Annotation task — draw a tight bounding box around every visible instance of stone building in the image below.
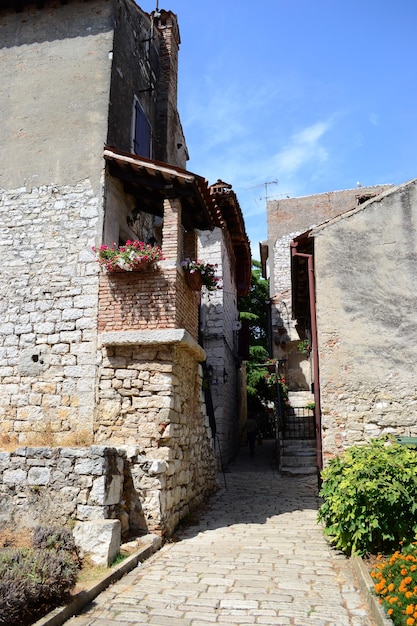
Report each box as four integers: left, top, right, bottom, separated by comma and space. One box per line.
262, 184, 393, 471
0, 0, 250, 535
291, 179, 417, 465
201, 181, 251, 464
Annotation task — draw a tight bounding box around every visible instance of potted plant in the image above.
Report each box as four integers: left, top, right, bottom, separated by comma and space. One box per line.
180, 258, 220, 291
93, 240, 164, 272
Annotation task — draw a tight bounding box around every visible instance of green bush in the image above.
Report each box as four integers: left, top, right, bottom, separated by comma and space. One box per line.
318, 438, 417, 555
0, 526, 79, 625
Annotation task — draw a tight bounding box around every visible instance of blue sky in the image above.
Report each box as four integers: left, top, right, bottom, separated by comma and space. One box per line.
141, 0, 417, 257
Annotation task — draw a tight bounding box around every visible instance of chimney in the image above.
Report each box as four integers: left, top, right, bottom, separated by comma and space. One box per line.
154, 10, 181, 163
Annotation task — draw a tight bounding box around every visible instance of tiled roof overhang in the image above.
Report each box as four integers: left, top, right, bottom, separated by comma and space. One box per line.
210, 181, 252, 297
104, 147, 221, 232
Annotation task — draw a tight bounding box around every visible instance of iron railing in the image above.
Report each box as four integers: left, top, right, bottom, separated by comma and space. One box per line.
282, 407, 315, 440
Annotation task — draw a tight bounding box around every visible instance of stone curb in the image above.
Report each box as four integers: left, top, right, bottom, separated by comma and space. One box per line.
33, 534, 162, 626
351, 556, 392, 626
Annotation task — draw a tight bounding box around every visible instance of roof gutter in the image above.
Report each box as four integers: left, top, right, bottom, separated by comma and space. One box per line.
291, 240, 323, 471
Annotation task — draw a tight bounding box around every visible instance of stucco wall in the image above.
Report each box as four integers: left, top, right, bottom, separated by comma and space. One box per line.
0, 0, 114, 191
267, 186, 392, 392
314, 180, 417, 458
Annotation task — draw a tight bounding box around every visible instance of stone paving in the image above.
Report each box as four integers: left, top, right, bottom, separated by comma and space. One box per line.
66, 440, 375, 626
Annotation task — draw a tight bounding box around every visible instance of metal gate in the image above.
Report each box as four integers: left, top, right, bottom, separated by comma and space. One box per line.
282, 407, 315, 439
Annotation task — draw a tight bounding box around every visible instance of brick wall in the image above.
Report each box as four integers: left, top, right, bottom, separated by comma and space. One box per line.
98, 267, 199, 340
267, 185, 393, 387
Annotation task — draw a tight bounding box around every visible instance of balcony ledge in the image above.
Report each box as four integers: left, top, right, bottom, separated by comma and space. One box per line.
98, 329, 206, 362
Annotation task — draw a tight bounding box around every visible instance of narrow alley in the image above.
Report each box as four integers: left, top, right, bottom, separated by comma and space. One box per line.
66, 440, 374, 626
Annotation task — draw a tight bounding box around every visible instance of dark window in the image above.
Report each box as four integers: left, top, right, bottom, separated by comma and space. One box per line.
133, 100, 151, 158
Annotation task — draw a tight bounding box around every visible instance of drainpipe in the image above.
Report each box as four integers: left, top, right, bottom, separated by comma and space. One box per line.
290, 241, 323, 471
265, 299, 273, 358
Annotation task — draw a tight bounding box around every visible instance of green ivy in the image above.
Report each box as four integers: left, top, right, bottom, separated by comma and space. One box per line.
318, 437, 417, 555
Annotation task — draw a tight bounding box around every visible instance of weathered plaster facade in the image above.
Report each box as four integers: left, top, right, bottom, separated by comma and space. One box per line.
264, 185, 392, 391
312, 180, 417, 460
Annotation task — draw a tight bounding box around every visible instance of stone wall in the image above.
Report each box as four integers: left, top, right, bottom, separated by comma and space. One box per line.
94, 331, 217, 534
266, 186, 392, 390
0, 439, 215, 537
198, 228, 240, 463
314, 180, 417, 460
0, 181, 100, 442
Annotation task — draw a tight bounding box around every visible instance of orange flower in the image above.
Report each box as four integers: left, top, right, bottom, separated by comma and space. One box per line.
406, 605, 415, 615
388, 583, 395, 592
406, 618, 414, 625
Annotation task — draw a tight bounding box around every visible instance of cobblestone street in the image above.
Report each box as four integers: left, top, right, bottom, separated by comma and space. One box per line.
66, 440, 375, 625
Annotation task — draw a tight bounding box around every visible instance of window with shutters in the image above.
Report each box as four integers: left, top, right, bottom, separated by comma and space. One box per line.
132, 98, 151, 158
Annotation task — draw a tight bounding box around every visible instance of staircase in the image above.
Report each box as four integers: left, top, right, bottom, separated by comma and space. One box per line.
278, 401, 318, 476
280, 438, 317, 476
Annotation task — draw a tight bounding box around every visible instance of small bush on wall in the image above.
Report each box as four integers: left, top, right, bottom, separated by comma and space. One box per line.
318, 437, 417, 556
0, 526, 79, 625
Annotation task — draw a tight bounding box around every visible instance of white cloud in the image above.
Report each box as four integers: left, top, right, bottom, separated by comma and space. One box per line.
272, 120, 333, 176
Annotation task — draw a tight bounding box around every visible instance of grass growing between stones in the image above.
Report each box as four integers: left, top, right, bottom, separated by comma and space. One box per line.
0, 426, 93, 451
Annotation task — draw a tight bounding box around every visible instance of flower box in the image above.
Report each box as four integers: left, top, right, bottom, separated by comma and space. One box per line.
180, 258, 219, 291
106, 259, 152, 273
184, 270, 203, 291
93, 240, 164, 272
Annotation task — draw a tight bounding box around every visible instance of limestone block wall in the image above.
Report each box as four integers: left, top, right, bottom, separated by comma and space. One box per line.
0, 446, 125, 531
314, 181, 417, 460
0, 182, 100, 442
0, 440, 215, 537
198, 228, 240, 463
95, 334, 217, 534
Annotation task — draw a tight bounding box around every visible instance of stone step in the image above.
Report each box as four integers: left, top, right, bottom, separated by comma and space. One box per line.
279, 436, 318, 476
288, 391, 315, 405
281, 454, 316, 467
282, 441, 316, 453
281, 465, 318, 476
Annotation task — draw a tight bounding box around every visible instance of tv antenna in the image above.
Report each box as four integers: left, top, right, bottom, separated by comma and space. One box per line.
153, 0, 161, 18
247, 179, 278, 202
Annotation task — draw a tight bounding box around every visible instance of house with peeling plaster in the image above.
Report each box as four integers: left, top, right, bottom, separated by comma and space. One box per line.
262, 184, 392, 472
291, 179, 417, 466
0, 0, 250, 537
263, 180, 417, 470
